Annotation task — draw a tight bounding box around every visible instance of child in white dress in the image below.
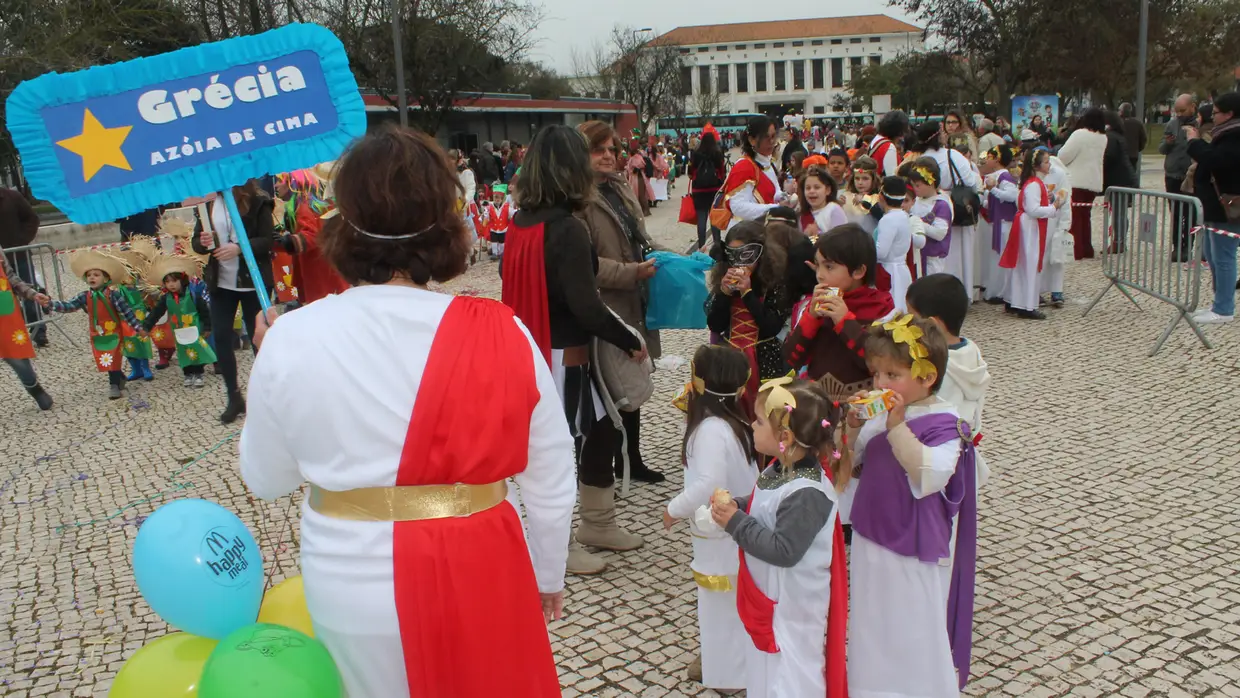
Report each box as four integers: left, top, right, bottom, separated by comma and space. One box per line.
665, 345, 760, 690
873, 176, 914, 313
906, 158, 954, 277
711, 378, 849, 698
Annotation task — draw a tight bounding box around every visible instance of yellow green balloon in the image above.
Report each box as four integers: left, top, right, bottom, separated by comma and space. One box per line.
257, 575, 314, 638
108, 632, 216, 697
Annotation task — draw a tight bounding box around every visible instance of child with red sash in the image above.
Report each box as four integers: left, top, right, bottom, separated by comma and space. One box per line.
1000, 148, 1065, 320
704, 221, 791, 419
44, 251, 146, 399
843, 315, 978, 697
784, 224, 895, 403
277, 169, 350, 305
709, 377, 848, 698
665, 345, 759, 690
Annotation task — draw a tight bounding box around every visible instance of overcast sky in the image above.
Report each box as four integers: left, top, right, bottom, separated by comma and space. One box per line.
526, 0, 919, 74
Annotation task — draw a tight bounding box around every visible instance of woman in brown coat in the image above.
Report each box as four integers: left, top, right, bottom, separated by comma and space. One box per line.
578, 120, 665, 485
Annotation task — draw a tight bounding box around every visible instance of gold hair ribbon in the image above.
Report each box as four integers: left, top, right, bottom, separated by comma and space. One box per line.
758, 376, 798, 428
913, 166, 937, 188
875, 314, 936, 379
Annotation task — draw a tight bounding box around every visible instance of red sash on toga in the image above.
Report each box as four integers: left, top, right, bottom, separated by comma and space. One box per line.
501, 222, 552, 367
392, 295, 558, 696
999, 178, 1049, 273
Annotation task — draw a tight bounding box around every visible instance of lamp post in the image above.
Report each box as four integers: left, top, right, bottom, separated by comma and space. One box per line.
393, 0, 408, 128
1134, 0, 1148, 168
631, 27, 654, 135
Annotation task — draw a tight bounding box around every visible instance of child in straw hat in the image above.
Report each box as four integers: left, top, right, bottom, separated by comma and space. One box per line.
142, 255, 215, 389
43, 250, 146, 399
109, 248, 157, 382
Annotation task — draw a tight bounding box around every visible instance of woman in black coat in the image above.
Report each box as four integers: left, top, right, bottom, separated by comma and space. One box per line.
191, 179, 275, 423
1103, 111, 1140, 253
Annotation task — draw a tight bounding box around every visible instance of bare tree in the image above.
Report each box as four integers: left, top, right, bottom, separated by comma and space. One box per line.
304, 0, 543, 134
575, 25, 684, 134
693, 85, 722, 122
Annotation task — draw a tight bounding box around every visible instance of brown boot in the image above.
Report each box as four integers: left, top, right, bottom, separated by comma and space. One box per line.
566, 541, 607, 575
575, 485, 644, 551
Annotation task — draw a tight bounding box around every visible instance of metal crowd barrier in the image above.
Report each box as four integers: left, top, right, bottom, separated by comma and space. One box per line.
1082, 187, 1208, 356
3, 242, 78, 348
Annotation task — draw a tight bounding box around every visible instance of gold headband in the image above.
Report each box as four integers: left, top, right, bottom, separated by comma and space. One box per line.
672, 360, 749, 412
913, 166, 937, 188
758, 376, 798, 429
872, 314, 935, 379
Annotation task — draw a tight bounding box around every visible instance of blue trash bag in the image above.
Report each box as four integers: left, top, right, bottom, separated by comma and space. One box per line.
645, 251, 714, 330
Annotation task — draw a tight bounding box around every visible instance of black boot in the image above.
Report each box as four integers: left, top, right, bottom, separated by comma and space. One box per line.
615, 409, 664, 484
220, 390, 246, 424
26, 385, 53, 411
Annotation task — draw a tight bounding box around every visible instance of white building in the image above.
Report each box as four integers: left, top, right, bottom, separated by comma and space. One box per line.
656, 15, 925, 118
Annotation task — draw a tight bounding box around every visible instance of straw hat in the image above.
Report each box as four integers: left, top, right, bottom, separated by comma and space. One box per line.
69, 250, 131, 285
149, 254, 204, 284
159, 212, 210, 265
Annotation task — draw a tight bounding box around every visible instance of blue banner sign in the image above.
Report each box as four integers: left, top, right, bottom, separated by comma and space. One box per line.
6, 23, 365, 225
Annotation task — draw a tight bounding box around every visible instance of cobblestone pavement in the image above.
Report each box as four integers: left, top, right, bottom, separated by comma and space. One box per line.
3, 166, 1240, 697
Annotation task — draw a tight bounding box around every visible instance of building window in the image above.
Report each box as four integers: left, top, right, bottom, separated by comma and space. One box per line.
698, 66, 711, 93
754, 42, 766, 49
811, 39, 824, 46
773, 61, 786, 91
850, 56, 863, 69
717, 45, 728, 51
679, 48, 690, 55
773, 42, 785, 48
736, 63, 749, 92
755, 62, 768, 91
735, 44, 747, 50
830, 58, 843, 88
793, 60, 806, 90
812, 59, 825, 89
813, 106, 826, 114
697, 46, 709, 53
869, 37, 882, 43
830, 39, 842, 45
680, 66, 692, 96
850, 38, 862, 44
870, 55, 882, 66
717, 64, 730, 93
792, 41, 804, 47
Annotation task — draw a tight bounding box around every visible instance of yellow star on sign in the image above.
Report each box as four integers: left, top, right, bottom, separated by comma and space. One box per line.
55, 109, 133, 182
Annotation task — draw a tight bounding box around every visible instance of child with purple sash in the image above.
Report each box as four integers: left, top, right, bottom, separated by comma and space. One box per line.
842, 314, 977, 697
979, 145, 1019, 304
906, 158, 954, 278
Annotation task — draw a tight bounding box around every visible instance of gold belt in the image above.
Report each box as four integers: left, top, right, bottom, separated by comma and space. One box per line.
309, 482, 508, 521
693, 570, 736, 592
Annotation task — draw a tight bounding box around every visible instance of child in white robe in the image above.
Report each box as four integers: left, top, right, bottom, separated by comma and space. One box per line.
1039, 153, 1072, 307
873, 176, 914, 313
665, 345, 759, 690
906, 158, 953, 277
711, 378, 849, 698
1001, 148, 1066, 320
979, 145, 1019, 303
843, 315, 978, 698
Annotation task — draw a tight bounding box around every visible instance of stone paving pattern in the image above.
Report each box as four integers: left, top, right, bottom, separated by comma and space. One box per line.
3, 165, 1240, 697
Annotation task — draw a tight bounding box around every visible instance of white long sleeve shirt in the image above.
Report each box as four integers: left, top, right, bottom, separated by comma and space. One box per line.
728, 154, 783, 225
240, 285, 577, 601
927, 146, 978, 194
667, 417, 759, 537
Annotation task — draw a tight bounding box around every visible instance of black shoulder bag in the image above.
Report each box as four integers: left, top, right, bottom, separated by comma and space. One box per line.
946, 152, 982, 227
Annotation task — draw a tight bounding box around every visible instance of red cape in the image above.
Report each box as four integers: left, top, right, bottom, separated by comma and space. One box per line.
842, 285, 895, 323
500, 221, 551, 367
999, 178, 1049, 272
291, 202, 350, 304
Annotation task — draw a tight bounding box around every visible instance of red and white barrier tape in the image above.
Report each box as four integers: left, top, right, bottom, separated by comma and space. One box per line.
1190, 225, 1240, 240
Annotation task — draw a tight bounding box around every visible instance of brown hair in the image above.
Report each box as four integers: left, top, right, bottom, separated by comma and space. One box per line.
798, 166, 839, 217
864, 316, 949, 391
319, 124, 469, 286
515, 124, 595, 212
848, 155, 879, 195
578, 120, 618, 152
710, 220, 788, 296
760, 379, 849, 489
231, 179, 264, 215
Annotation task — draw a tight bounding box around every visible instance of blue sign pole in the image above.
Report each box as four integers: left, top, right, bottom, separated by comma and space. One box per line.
221, 189, 273, 312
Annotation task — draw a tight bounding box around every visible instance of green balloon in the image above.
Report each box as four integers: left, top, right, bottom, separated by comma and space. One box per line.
198, 623, 342, 698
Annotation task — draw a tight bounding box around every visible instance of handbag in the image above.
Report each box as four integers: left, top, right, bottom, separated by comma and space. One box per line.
678, 195, 696, 225
1213, 176, 1240, 224
946, 153, 982, 227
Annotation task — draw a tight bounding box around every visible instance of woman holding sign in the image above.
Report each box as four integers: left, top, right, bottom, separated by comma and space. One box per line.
240, 126, 575, 697
192, 180, 275, 424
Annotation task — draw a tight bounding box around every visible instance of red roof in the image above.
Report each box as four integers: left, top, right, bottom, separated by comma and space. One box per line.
655, 15, 922, 46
